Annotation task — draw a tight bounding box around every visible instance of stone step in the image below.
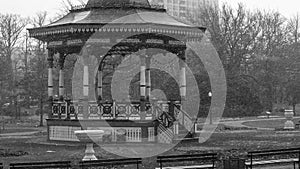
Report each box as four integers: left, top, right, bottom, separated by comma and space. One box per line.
173, 137, 198, 143
174, 131, 194, 140
178, 128, 192, 134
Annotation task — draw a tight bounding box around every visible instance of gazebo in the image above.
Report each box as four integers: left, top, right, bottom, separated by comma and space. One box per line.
28, 0, 205, 144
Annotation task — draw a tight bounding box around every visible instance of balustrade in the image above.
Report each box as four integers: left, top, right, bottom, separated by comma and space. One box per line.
52, 101, 67, 119
154, 102, 176, 128
50, 100, 161, 121
48, 100, 194, 143
49, 100, 186, 136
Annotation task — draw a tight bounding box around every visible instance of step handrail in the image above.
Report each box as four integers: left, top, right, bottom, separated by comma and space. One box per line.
174, 104, 193, 119
174, 105, 195, 133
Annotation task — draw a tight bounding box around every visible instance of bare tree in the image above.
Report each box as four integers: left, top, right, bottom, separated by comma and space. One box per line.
195, 4, 263, 76
51, 0, 87, 22
30, 12, 48, 126
285, 14, 300, 114
191, 3, 292, 114
0, 14, 28, 118
253, 11, 289, 110
287, 14, 300, 43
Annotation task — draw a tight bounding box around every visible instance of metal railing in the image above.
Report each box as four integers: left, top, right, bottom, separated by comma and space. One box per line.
51, 100, 157, 121
174, 104, 195, 133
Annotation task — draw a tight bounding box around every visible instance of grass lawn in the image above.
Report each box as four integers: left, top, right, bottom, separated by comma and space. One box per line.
242, 118, 300, 129
0, 128, 38, 134
0, 128, 299, 169
0, 121, 46, 134
0, 116, 300, 169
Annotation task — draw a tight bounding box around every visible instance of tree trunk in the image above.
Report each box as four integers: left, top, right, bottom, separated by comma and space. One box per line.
14, 97, 18, 120
293, 103, 296, 116
39, 95, 44, 127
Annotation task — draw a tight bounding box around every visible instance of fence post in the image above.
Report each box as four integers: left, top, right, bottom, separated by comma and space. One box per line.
223, 158, 245, 169
250, 153, 253, 169
298, 150, 300, 169
159, 158, 163, 169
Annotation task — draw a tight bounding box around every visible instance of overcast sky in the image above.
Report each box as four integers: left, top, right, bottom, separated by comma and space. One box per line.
220, 0, 300, 18
0, 0, 299, 19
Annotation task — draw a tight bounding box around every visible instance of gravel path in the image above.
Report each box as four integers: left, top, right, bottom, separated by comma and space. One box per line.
219, 117, 298, 130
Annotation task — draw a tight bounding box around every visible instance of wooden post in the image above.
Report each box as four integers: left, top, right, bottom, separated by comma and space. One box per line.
83, 65, 89, 119
47, 50, 54, 119
179, 51, 186, 101
140, 55, 146, 100
169, 101, 175, 119
140, 55, 146, 120
58, 53, 65, 101
141, 126, 149, 143
146, 57, 151, 101
97, 68, 103, 101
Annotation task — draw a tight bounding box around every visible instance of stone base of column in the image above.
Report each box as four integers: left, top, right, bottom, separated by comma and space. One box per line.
48, 96, 53, 119
140, 98, 146, 120
181, 96, 186, 101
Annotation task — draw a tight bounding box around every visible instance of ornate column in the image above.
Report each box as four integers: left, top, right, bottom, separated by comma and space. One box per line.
58, 53, 65, 101
47, 50, 54, 119
179, 51, 187, 101
140, 55, 146, 100
81, 46, 91, 120
146, 57, 151, 101
97, 67, 103, 102
83, 64, 89, 119
140, 55, 146, 120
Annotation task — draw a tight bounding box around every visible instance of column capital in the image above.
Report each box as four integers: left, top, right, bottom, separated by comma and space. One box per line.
145, 56, 151, 66
177, 50, 186, 59
145, 49, 157, 57
179, 58, 186, 68
58, 52, 66, 69
140, 54, 146, 66
97, 70, 103, 102
47, 50, 55, 68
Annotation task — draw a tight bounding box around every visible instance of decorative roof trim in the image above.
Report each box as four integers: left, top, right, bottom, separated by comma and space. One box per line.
46, 37, 196, 48
28, 24, 205, 38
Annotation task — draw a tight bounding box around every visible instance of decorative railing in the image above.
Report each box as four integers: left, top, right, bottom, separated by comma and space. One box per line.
154, 103, 175, 128
71, 5, 86, 11
50, 100, 188, 130
51, 101, 157, 121
150, 4, 165, 9
126, 128, 142, 142
49, 100, 194, 143
153, 102, 176, 143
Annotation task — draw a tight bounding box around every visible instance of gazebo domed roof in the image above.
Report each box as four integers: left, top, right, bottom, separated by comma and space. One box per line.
28, 0, 205, 40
